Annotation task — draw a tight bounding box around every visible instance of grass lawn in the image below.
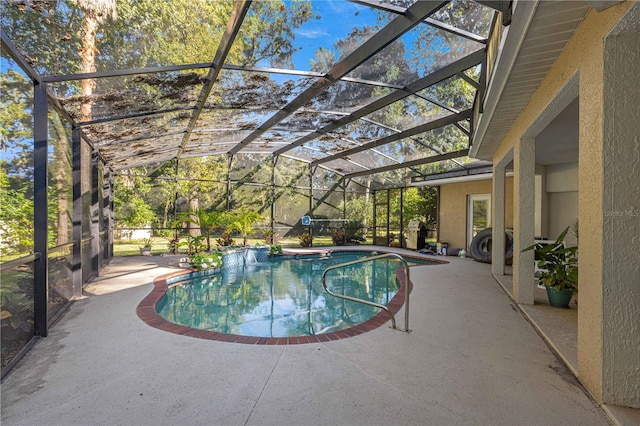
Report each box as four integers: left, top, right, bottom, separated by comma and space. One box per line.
113, 235, 345, 256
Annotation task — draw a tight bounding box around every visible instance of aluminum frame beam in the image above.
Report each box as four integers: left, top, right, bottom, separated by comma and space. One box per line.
228, 1, 449, 156
411, 163, 493, 183
313, 109, 472, 165
350, 0, 488, 44
40, 63, 213, 83
273, 49, 483, 157
77, 107, 196, 126
33, 82, 49, 337
175, 0, 252, 161
345, 149, 469, 178
475, 0, 512, 26
42, 62, 404, 91
1, 30, 41, 84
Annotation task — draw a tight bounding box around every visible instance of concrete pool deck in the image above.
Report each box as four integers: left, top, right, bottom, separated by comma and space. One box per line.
1, 247, 614, 425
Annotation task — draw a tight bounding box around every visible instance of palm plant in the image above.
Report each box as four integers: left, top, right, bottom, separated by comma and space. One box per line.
228, 209, 263, 246
181, 209, 228, 251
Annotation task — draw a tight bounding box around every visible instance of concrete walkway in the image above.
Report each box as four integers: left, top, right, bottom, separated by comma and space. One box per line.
1, 248, 610, 425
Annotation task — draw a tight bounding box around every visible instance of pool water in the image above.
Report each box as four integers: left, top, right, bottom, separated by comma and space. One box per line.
157, 253, 406, 338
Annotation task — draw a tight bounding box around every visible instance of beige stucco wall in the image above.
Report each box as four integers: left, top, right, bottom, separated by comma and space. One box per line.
489, 2, 636, 406
438, 177, 513, 250
601, 8, 640, 407
545, 162, 579, 246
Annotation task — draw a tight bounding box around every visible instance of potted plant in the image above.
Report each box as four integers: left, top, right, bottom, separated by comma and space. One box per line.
523, 226, 578, 308
139, 238, 153, 256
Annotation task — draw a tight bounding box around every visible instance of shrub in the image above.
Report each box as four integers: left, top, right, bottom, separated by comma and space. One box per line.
216, 232, 234, 247
189, 252, 223, 271
269, 244, 283, 255
299, 233, 312, 247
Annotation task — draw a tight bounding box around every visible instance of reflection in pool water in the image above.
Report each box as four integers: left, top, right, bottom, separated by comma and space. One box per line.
157, 253, 405, 338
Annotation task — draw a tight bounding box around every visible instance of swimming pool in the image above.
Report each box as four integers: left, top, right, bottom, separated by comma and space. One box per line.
137, 249, 439, 344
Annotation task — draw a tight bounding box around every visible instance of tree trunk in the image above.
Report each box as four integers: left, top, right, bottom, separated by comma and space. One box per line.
363, 176, 371, 235
163, 199, 170, 228
79, 15, 98, 233
188, 190, 200, 237
80, 15, 98, 122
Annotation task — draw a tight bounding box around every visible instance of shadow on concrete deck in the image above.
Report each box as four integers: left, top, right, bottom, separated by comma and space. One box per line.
1, 249, 616, 425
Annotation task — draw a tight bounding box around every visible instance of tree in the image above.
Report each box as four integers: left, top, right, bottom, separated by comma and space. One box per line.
113, 174, 156, 235
0, 168, 33, 257
0, 64, 34, 257
176, 156, 227, 229
78, 0, 117, 121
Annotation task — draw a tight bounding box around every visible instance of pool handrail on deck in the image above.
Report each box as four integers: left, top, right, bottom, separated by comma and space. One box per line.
321, 253, 411, 333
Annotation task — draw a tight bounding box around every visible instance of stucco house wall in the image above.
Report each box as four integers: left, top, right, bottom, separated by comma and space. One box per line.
438, 177, 513, 251
485, 2, 638, 408
545, 162, 579, 246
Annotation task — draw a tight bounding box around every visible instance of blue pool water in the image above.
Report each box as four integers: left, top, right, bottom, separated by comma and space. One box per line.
157, 252, 417, 338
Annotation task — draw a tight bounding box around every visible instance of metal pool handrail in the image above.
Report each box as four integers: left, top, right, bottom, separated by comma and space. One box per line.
321, 253, 411, 332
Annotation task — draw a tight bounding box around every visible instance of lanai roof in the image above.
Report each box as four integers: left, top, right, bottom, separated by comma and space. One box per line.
2, 0, 508, 187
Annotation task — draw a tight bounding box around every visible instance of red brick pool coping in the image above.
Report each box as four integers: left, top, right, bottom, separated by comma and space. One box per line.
137, 250, 447, 344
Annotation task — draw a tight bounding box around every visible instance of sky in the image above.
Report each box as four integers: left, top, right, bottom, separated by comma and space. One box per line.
287, 0, 394, 72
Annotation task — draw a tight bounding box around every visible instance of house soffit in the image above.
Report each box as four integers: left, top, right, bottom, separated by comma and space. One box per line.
471, 0, 592, 161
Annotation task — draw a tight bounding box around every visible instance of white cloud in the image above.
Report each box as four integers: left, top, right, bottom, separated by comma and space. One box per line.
296, 28, 332, 39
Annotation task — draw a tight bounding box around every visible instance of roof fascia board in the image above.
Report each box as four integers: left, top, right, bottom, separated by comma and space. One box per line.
587, 1, 624, 12
412, 172, 493, 186
470, 0, 539, 160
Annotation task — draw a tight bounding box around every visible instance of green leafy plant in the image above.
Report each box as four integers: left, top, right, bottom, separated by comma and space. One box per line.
188, 252, 223, 271
180, 235, 206, 255
138, 238, 153, 249
179, 209, 228, 251
299, 233, 312, 248
1, 270, 35, 368
166, 237, 180, 254
269, 244, 283, 255
332, 230, 346, 246
216, 232, 235, 248
228, 209, 263, 246
523, 226, 578, 292
263, 229, 279, 244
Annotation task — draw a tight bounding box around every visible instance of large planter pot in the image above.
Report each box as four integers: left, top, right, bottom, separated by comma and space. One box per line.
140, 247, 152, 256
545, 286, 573, 308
